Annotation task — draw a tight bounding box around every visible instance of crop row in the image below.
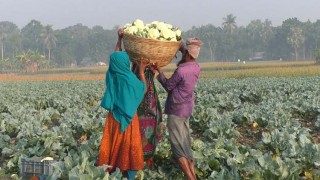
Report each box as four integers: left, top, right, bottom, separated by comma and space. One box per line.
1, 76, 320, 179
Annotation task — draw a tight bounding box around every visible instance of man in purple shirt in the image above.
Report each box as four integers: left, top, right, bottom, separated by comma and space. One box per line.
150, 38, 203, 180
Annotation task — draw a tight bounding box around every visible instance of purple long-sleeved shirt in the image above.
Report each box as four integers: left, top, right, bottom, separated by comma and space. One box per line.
157, 62, 200, 118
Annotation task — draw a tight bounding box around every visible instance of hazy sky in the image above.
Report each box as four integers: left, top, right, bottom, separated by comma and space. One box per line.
0, 0, 319, 30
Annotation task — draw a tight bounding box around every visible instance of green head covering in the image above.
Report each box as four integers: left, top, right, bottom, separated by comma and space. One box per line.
101, 51, 146, 132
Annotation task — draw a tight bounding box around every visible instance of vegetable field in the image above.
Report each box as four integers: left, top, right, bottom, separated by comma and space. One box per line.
1, 76, 320, 179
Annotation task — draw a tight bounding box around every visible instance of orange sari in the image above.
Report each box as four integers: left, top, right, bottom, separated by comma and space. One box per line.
98, 112, 144, 172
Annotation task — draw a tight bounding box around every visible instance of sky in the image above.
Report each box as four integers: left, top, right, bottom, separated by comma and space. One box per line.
0, 0, 319, 31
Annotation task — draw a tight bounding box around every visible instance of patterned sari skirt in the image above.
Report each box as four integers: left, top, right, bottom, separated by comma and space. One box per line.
137, 69, 163, 162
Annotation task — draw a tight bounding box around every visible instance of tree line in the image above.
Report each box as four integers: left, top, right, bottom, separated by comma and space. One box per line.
1, 14, 320, 73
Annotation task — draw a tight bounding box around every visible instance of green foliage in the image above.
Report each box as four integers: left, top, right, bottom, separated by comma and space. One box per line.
1, 77, 320, 179
314, 49, 320, 63
16, 50, 46, 72
2, 18, 320, 70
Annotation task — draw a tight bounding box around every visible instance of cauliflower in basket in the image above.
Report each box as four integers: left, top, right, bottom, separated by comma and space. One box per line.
135, 31, 148, 38
124, 26, 138, 35
124, 19, 181, 41
124, 23, 132, 28
175, 29, 182, 38
160, 28, 176, 40
147, 28, 160, 39
133, 19, 144, 30
155, 22, 166, 31
166, 24, 173, 29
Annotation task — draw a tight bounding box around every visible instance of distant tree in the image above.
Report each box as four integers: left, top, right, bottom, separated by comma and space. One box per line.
247, 20, 264, 53
303, 20, 320, 59
0, 58, 12, 72
246, 19, 273, 58
222, 14, 237, 34
52, 29, 74, 67
88, 25, 114, 62
233, 27, 252, 60
267, 18, 302, 60
0, 30, 4, 60
314, 49, 320, 64
21, 20, 44, 51
287, 26, 304, 61
65, 23, 90, 64
198, 25, 218, 62
41, 25, 57, 63
32, 50, 46, 70
6, 32, 21, 58
184, 24, 218, 62
315, 20, 320, 49
300, 20, 313, 59
262, 19, 273, 41
221, 14, 238, 61
16, 50, 45, 73
17, 50, 32, 72
0, 21, 21, 59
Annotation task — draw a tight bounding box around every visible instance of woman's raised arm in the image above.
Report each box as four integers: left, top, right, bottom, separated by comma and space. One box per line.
114, 28, 124, 51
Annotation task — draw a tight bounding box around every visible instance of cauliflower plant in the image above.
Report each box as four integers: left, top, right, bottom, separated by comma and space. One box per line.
192, 139, 206, 150
124, 19, 181, 41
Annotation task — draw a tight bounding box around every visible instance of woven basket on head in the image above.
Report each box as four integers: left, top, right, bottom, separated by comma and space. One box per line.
123, 33, 181, 67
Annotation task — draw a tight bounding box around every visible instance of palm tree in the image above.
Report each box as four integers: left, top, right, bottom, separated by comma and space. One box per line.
17, 50, 45, 72
17, 50, 32, 72
41, 25, 57, 64
31, 50, 46, 70
222, 14, 237, 34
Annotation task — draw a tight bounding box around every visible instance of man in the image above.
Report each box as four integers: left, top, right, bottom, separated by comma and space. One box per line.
150, 38, 203, 180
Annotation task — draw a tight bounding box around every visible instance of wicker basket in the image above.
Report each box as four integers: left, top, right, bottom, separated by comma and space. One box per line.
123, 33, 181, 67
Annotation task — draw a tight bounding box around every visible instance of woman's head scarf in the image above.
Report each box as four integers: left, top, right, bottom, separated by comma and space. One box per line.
101, 51, 146, 132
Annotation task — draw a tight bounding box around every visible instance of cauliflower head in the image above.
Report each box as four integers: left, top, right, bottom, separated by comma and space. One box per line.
124, 19, 181, 41
147, 28, 160, 39
160, 28, 176, 40
133, 19, 144, 30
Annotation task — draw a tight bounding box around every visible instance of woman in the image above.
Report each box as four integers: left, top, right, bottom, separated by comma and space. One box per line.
132, 64, 163, 166
97, 28, 148, 180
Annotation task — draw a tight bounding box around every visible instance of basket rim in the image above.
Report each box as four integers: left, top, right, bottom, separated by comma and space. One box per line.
123, 32, 181, 44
